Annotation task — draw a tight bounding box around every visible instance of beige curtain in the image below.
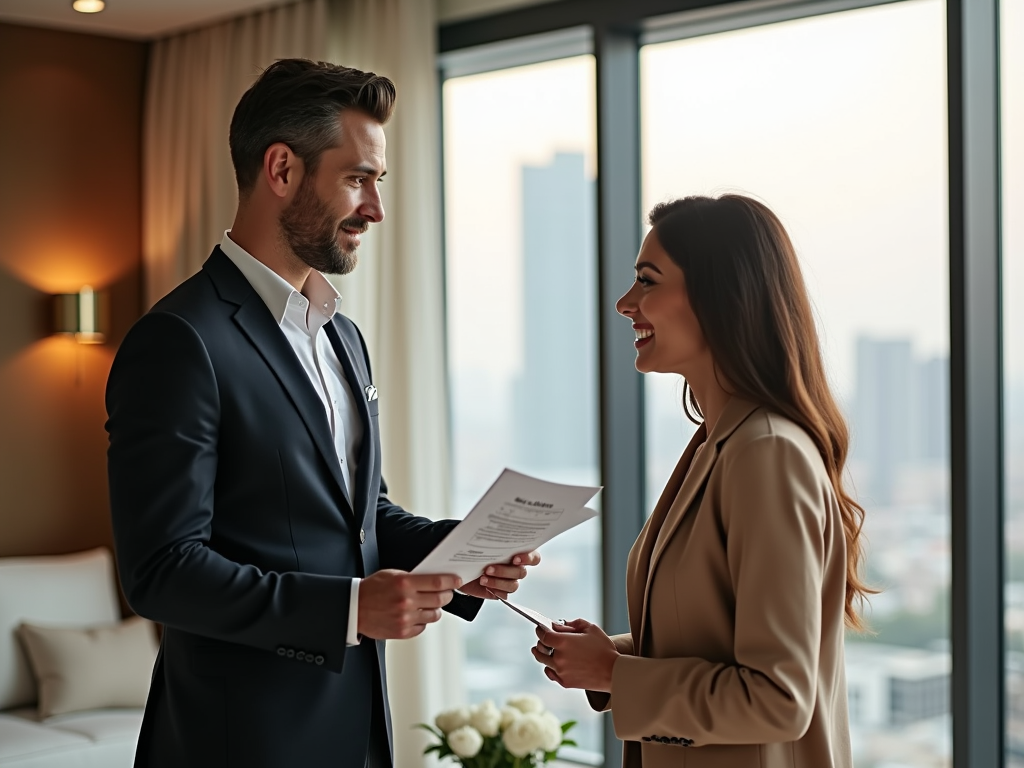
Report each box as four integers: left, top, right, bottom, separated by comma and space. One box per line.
326, 3, 464, 766
143, 0, 329, 304
141, 1, 461, 766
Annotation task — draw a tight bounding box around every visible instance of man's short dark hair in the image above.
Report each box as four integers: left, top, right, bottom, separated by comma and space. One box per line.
229, 58, 396, 195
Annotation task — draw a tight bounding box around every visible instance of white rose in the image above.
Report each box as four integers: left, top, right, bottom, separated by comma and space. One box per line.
469, 699, 501, 737
539, 710, 563, 752
435, 706, 471, 734
499, 705, 522, 731
447, 725, 484, 759
502, 712, 547, 757
507, 693, 544, 715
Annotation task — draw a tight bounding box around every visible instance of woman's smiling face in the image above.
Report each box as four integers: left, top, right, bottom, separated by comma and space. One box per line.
615, 230, 708, 376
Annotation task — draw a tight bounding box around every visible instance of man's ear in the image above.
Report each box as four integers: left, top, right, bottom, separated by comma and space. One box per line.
263, 142, 301, 199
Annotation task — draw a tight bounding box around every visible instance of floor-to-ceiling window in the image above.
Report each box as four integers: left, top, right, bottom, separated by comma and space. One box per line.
1003, 0, 1024, 762
438, 0, 1006, 764
442, 53, 604, 762
639, 3, 950, 765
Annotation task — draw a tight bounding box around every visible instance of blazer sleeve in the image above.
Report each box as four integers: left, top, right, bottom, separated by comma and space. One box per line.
586, 633, 635, 712
609, 434, 827, 745
375, 490, 482, 621
107, 312, 353, 673
346, 321, 482, 622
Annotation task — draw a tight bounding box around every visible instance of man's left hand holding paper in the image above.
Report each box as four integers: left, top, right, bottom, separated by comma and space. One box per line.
457, 550, 542, 600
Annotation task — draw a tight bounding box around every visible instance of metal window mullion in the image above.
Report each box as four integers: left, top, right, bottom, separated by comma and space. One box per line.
948, 0, 1003, 766
595, 24, 644, 768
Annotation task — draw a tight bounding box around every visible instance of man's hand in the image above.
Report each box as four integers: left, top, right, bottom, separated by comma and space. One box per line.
357, 570, 462, 640
458, 550, 542, 600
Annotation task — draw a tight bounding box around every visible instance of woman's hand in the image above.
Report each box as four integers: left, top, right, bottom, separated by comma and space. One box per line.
531, 618, 619, 693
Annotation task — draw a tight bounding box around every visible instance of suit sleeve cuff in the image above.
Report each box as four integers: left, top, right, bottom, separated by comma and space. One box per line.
445, 591, 483, 621
347, 578, 360, 646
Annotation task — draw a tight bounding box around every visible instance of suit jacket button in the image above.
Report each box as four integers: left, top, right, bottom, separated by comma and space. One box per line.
360, 529, 366, 544
296, 651, 305, 661
276, 647, 286, 657
642, 737, 652, 742
286, 649, 295, 658
315, 655, 325, 665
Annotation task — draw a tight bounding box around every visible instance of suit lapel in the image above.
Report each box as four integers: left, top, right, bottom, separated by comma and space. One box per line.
204, 250, 354, 519
637, 397, 761, 644
628, 425, 705, 645
325, 321, 374, 527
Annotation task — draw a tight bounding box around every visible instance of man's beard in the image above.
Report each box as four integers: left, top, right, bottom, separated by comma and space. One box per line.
279, 174, 367, 276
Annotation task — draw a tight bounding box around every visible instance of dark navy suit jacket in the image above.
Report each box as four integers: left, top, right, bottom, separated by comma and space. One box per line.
106, 248, 480, 768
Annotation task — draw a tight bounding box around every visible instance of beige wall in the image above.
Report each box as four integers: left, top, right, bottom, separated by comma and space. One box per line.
0, 22, 146, 558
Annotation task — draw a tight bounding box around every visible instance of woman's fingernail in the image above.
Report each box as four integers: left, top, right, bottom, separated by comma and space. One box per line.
479, 577, 488, 585
486, 567, 495, 575
513, 557, 521, 564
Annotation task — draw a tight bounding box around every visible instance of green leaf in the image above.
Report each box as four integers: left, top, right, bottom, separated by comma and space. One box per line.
414, 723, 446, 740
560, 720, 577, 734
561, 739, 578, 747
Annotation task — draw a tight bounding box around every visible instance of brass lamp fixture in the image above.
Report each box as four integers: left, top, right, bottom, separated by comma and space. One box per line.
53, 286, 106, 344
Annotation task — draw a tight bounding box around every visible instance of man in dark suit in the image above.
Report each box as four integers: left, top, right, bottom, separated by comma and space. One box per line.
106, 59, 538, 768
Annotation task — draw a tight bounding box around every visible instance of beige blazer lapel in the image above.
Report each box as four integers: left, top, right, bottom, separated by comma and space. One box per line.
636, 397, 761, 644
627, 423, 706, 641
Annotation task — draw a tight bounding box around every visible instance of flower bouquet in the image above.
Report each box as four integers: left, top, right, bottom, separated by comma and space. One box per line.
418, 694, 577, 767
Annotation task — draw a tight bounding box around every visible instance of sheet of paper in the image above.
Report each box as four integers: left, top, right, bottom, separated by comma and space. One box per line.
412, 468, 601, 584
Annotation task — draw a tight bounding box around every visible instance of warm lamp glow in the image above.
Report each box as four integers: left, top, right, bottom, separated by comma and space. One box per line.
53, 286, 106, 344
71, 0, 105, 13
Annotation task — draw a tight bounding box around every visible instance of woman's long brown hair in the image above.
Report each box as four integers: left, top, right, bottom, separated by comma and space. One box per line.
649, 194, 873, 630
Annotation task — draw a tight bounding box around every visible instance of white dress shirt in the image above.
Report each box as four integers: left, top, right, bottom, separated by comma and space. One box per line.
220, 232, 363, 646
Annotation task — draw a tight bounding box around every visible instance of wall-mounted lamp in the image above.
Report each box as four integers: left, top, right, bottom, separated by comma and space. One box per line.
72, 0, 106, 13
53, 286, 107, 344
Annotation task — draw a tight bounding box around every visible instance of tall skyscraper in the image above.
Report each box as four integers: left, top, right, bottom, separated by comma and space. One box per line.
853, 338, 914, 504
512, 152, 597, 473
914, 356, 949, 462
852, 337, 949, 504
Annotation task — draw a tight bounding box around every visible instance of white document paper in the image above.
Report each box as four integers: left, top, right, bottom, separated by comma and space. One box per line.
412, 468, 601, 584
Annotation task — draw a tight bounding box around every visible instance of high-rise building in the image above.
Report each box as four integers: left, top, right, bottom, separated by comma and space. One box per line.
853, 338, 914, 504
914, 356, 949, 462
851, 337, 949, 504
512, 152, 597, 473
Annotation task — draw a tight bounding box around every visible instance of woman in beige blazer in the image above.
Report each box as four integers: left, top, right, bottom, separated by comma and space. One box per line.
532, 194, 870, 768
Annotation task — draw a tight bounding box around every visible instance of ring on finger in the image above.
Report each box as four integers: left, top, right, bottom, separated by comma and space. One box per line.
541, 644, 554, 657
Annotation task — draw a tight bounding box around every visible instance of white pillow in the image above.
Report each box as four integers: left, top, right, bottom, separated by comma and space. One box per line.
0, 549, 120, 710
17, 616, 158, 718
